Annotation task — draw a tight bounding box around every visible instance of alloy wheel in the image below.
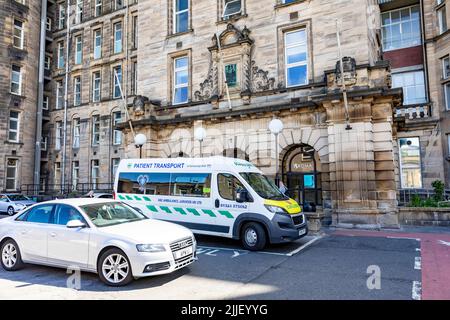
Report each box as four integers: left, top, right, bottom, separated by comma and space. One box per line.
7, 207, 14, 216
2, 243, 17, 268
101, 253, 129, 284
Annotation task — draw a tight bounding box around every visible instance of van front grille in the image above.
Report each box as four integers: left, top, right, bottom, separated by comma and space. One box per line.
292, 214, 304, 225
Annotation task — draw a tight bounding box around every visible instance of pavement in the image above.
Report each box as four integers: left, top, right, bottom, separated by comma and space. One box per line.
1, 212, 449, 299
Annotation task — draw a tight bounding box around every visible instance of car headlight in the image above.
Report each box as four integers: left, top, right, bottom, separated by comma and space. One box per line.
264, 205, 289, 215
136, 244, 166, 253
14, 204, 25, 209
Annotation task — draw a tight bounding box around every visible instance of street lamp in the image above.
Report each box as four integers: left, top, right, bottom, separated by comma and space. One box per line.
194, 127, 206, 158
134, 133, 147, 159
269, 118, 284, 186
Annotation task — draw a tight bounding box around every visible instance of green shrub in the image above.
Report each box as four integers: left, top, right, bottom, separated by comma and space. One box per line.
432, 180, 445, 202
410, 195, 422, 207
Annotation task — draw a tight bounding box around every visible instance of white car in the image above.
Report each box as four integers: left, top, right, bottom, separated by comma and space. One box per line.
0, 198, 197, 286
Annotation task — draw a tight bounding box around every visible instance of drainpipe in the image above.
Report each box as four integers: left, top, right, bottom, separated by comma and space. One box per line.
420, 0, 431, 112
34, 0, 48, 194
61, 1, 71, 193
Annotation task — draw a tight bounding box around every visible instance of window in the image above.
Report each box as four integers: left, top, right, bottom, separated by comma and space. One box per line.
445, 82, 450, 110
217, 173, 246, 201
75, 35, 82, 65
117, 172, 168, 195
132, 15, 138, 48
8, 111, 20, 142
72, 118, 80, 148
44, 55, 51, 70
22, 205, 54, 224
72, 162, 79, 191
173, 56, 189, 104
111, 158, 120, 182
174, 0, 189, 33
56, 80, 64, 109
93, 29, 102, 59
43, 95, 49, 110
92, 71, 101, 102
46, 17, 52, 31
57, 41, 64, 68
113, 65, 122, 99
381, 6, 421, 51
58, 3, 65, 29
112, 112, 122, 145
225, 64, 238, 87
73, 76, 81, 106
399, 137, 422, 188
55, 121, 62, 150
170, 173, 211, 197
13, 19, 24, 49
392, 70, 426, 105
54, 162, 61, 185
10, 65, 22, 95
437, 4, 447, 34
53, 205, 84, 225
443, 56, 450, 79
113, 22, 122, 54
223, 0, 242, 19
132, 61, 137, 95
115, 0, 123, 10
91, 160, 100, 189
285, 29, 308, 87
92, 115, 100, 146
95, 0, 102, 17
75, 0, 83, 24
41, 136, 48, 151
6, 159, 18, 191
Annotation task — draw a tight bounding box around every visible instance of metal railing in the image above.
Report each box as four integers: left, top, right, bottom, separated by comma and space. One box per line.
20, 183, 113, 199
398, 188, 450, 206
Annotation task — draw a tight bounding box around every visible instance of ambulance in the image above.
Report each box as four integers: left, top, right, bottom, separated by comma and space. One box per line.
113, 156, 307, 250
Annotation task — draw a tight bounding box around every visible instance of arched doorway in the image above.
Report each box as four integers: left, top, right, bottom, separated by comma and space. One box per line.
282, 144, 322, 212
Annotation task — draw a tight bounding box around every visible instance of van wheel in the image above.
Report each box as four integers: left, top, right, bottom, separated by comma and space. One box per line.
241, 222, 267, 251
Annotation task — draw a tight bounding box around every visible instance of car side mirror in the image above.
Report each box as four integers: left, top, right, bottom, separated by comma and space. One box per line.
236, 190, 248, 203
66, 220, 86, 229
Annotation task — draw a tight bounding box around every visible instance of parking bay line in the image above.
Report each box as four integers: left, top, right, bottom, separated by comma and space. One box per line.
285, 235, 324, 257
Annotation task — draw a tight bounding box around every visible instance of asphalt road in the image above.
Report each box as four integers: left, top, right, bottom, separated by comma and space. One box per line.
0, 218, 423, 299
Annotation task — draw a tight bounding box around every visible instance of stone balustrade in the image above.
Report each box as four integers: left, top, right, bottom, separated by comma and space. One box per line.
395, 104, 432, 120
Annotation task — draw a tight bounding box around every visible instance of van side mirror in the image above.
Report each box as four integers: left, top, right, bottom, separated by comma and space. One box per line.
236, 190, 248, 203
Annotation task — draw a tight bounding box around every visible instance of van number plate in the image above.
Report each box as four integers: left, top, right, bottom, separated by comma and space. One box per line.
298, 228, 306, 236
173, 246, 193, 259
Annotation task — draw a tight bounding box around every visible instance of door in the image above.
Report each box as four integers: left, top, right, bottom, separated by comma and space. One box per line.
214, 172, 250, 236
286, 173, 320, 212
46, 204, 90, 268
14, 204, 55, 262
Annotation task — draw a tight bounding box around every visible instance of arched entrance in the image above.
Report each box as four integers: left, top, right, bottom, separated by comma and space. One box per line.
282, 144, 322, 212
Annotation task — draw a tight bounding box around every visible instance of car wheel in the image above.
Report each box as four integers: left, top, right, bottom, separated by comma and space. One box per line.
98, 248, 133, 286
241, 222, 267, 251
1, 239, 24, 271
7, 206, 15, 216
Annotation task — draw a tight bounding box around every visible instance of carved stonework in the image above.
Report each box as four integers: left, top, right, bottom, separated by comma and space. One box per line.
194, 67, 215, 101
336, 56, 357, 86
251, 61, 275, 92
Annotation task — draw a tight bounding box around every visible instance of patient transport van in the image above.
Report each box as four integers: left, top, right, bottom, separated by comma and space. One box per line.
113, 156, 307, 250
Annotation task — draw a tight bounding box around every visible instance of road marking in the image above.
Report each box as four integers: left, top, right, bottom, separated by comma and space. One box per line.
414, 257, 421, 270
438, 240, 450, 247
386, 236, 420, 241
286, 235, 323, 257
412, 281, 422, 300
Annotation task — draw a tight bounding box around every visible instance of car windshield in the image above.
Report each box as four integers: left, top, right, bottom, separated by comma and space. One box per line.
80, 202, 147, 228
240, 172, 288, 200
7, 195, 29, 201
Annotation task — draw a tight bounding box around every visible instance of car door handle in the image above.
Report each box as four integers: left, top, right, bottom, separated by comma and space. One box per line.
50, 232, 57, 237
20, 230, 27, 235
215, 199, 220, 208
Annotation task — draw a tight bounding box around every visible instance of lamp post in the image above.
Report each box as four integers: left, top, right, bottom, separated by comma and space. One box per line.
134, 133, 147, 159
269, 118, 284, 186
194, 127, 206, 158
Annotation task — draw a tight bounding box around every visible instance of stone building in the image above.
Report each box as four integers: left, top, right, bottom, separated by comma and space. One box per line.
0, 0, 42, 193
115, 0, 449, 228
45, 0, 139, 193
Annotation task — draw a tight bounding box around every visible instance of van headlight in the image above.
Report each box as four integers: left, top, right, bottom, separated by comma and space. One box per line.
264, 205, 289, 216
136, 244, 166, 253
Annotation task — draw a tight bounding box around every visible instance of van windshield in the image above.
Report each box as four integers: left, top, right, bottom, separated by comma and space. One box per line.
240, 173, 288, 200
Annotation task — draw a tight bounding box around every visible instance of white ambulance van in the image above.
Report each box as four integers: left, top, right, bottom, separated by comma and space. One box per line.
114, 156, 307, 250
